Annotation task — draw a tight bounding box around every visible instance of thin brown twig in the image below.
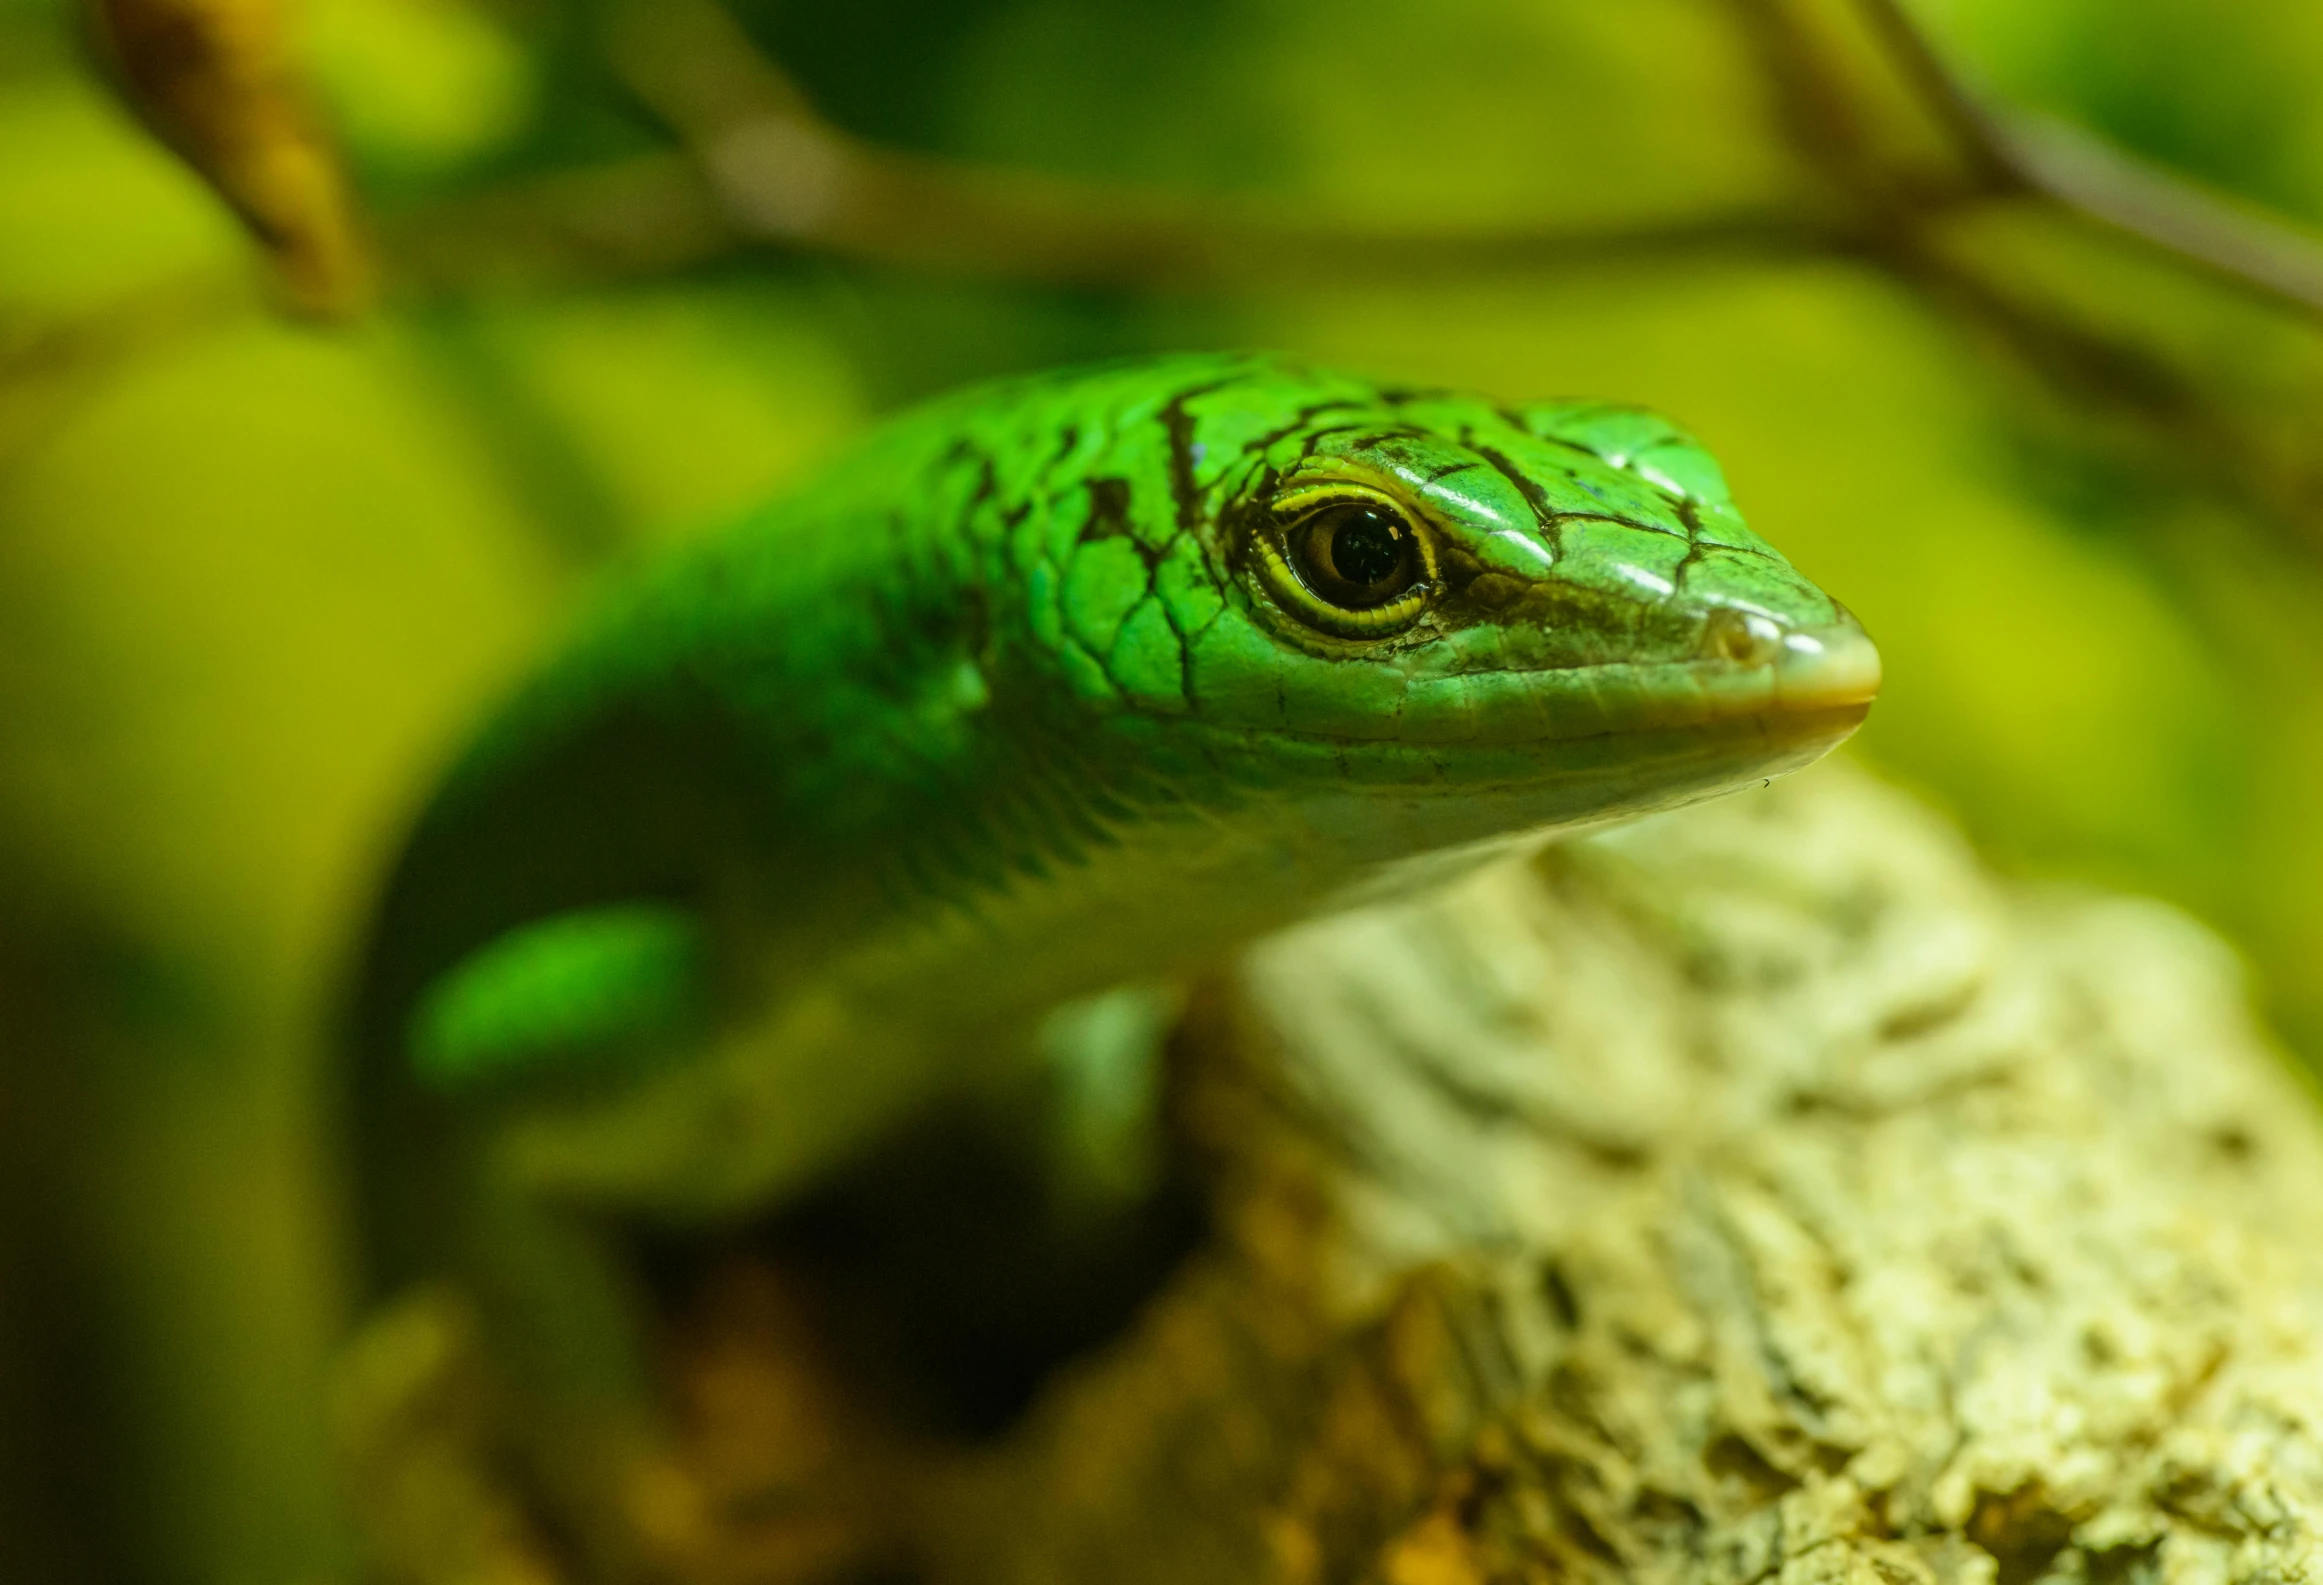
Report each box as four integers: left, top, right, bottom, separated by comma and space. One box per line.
393, 0, 2323, 329
1850, 0, 2323, 320
1985, 109, 2323, 319
381, 155, 744, 293
0, 270, 253, 473
568, 0, 1838, 295
1845, 0, 2021, 192
1722, 0, 1898, 215
383, 153, 1835, 299
1721, 0, 2323, 565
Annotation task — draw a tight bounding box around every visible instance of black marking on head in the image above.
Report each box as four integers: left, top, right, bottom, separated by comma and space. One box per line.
961, 442, 1002, 514
1670, 497, 1707, 597
1337, 426, 1440, 460
1080, 476, 1134, 540
958, 580, 995, 669
1076, 476, 1163, 571
1247, 398, 1374, 460
1158, 379, 1236, 534
1468, 441, 1570, 563
1422, 561, 1699, 662
1284, 425, 1452, 490
1295, 422, 1375, 463
1494, 406, 1613, 468
1177, 610, 1198, 709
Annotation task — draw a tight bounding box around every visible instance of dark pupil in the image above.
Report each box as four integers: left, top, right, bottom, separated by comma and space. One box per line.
1329, 507, 1406, 586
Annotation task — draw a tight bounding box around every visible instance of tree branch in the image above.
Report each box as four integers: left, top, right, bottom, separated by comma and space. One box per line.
1850, 0, 2323, 320
550, 0, 1835, 295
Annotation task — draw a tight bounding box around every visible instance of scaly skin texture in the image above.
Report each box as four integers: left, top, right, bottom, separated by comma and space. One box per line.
347, 352, 1878, 1570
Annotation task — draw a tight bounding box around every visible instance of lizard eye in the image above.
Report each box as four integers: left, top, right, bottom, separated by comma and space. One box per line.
1254, 486, 1439, 640
1292, 503, 1421, 608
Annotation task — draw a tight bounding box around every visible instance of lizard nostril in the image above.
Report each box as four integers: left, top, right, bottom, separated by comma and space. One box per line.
1700, 607, 1784, 666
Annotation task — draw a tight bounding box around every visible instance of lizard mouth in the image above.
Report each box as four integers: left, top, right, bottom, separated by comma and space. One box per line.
1759, 618, 1883, 716
1582, 611, 1881, 745
1689, 602, 1881, 714
1429, 613, 1883, 747
1181, 600, 1882, 752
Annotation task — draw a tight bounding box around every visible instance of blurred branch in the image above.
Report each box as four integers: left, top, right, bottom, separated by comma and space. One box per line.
382, 155, 743, 297
1851, 0, 2323, 320
1724, 0, 2323, 323
1724, 0, 2323, 558
386, 150, 1827, 298
483, 0, 2323, 327
84, 0, 371, 318
0, 273, 252, 474
1844, 0, 2019, 191
1991, 111, 2323, 319
67, 0, 2323, 335
447, 0, 1836, 295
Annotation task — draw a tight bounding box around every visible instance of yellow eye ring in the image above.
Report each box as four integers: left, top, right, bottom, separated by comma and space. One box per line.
1250, 484, 1440, 640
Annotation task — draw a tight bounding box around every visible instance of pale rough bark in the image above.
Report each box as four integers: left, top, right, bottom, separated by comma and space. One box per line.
909, 761, 2323, 1585
348, 761, 2323, 1585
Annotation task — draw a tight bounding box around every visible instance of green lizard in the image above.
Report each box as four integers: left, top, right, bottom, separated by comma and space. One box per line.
347, 351, 1877, 1565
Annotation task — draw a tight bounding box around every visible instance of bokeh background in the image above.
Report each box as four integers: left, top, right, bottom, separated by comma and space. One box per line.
7, 0, 2323, 1578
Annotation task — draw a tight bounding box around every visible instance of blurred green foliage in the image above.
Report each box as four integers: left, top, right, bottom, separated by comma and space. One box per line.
3, 0, 2322, 1579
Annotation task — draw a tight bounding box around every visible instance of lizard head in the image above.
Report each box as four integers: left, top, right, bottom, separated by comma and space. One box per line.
1069, 359, 1880, 857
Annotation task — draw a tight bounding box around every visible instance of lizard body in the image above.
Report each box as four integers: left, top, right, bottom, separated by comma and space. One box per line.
347, 351, 1878, 1569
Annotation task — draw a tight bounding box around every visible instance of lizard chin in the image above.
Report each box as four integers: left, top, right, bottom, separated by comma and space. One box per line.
1308, 694, 1872, 914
